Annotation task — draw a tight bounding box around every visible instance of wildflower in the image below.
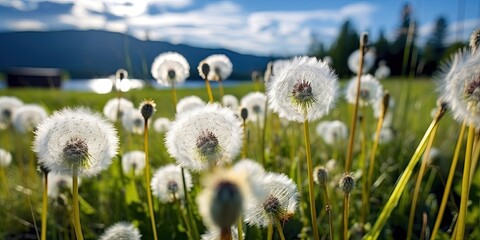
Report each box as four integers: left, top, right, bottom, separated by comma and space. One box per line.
313, 166, 328, 185
345, 74, 383, 106
222, 94, 239, 111
33, 107, 118, 177
122, 108, 146, 135
99, 222, 142, 240
197, 168, 248, 229
151, 52, 190, 87
150, 164, 192, 203
121, 151, 146, 176
12, 104, 48, 133
348, 49, 376, 74
201, 226, 243, 240
375, 60, 391, 80
244, 172, 298, 227
47, 174, 76, 199
339, 173, 355, 194
0, 96, 23, 129
153, 118, 171, 133
0, 148, 12, 167
198, 54, 233, 81
176, 95, 206, 117
267, 56, 339, 122
166, 103, 243, 171
240, 92, 266, 124
103, 97, 134, 122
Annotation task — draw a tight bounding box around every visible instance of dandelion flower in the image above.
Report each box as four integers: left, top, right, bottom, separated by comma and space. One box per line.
198, 54, 233, 81
153, 117, 171, 133
320, 120, 348, 145
313, 166, 328, 185
316, 120, 331, 136
375, 60, 391, 80
151, 164, 192, 203
201, 226, 243, 240
151, 52, 190, 87
122, 108, 146, 135
232, 159, 265, 178
99, 222, 141, 240
176, 95, 206, 117
0, 96, 23, 129
345, 74, 383, 106
267, 56, 339, 122
222, 94, 239, 111
33, 107, 118, 177
339, 173, 355, 194
244, 172, 298, 228
240, 92, 266, 124
47, 174, 76, 199
0, 148, 12, 167
348, 49, 376, 74
103, 98, 134, 122
12, 104, 48, 133
122, 151, 146, 176
166, 103, 243, 171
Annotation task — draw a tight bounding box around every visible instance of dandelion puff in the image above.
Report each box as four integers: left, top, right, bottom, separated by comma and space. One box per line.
176, 95, 206, 117
121, 151, 146, 176
348, 49, 376, 74
151, 163, 192, 203
232, 159, 265, 177
240, 92, 266, 124
201, 226, 243, 240
244, 172, 298, 228
470, 28, 480, 53
316, 120, 331, 136
267, 56, 339, 122
47, 174, 78, 199
103, 98, 134, 122
321, 120, 348, 145
166, 103, 243, 171
199, 54, 233, 81
345, 74, 383, 107
375, 60, 391, 80
151, 51, 190, 87
372, 95, 395, 128
222, 94, 239, 111
0, 96, 23, 129
12, 104, 48, 133
122, 107, 146, 135
376, 127, 394, 144
153, 117, 171, 133
33, 107, 118, 177
0, 148, 12, 167
99, 222, 142, 240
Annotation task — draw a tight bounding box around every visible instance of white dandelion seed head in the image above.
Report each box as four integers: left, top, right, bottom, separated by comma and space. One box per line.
222, 95, 239, 111
265, 59, 289, 89
151, 51, 190, 87
376, 127, 394, 144
201, 226, 243, 240
176, 95, 206, 117
103, 97, 134, 122
0, 148, 12, 167
0, 96, 23, 129
375, 60, 391, 80
345, 74, 383, 107
12, 104, 48, 134
47, 174, 79, 199
197, 168, 249, 229
315, 120, 331, 136
199, 54, 233, 81
267, 56, 339, 122
321, 120, 348, 145
33, 107, 119, 177
153, 117, 171, 133
244, 172, 298, 228
121, 150, 146, 176
99, 222, 142, 240
323, 56, 333, 66
240, 92, 266, 124
233, 159, 265, 177
325, 159, 337, 172
348, 49, 376, 74
372, 95, 395, 118
122, 107, 146, 135
151, 163, 192, 203
166, 103, 243, 171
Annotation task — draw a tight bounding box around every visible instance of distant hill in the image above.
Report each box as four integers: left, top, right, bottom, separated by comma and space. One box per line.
0, 30, 273, 79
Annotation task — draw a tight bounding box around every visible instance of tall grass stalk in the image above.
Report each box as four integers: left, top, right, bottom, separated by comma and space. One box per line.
360, 106, 368, 227
41, 172, 48, 240
174, 198, 193, 240
468, 133, 480, 185
431, 120, 465, 239
205, 78, 214, 103
321, 183, 334, 240
275, 218, 286, 240
364, 103, 446, 240
143, 119, 158, 240
72, 174, 84, 240
406, 122, 439, 239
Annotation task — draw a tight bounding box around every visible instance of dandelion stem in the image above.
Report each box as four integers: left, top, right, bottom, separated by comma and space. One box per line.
242, 119, 247, 159
343, 193, 350, 240
431, 119, 465, 239
468, 133, 479, 187
303, 116, 320, 240
143, 120, 158, 240
0, 167, 9, 197
261, 95, 268, 165
204, 78, 214, 103
171, 81, 178, 110
220, 227, 232, 240
237, 217, 243, 240
267, 223, 273, 240
41, 172, 48, 240
360, 105, 368, 227
181, 168, 199, 240
174, 199, 193, 240
455, 122, 475, 239
274, 218, 286, 240
407, 122, 439, 240
72, 174, 84, 240
219, 80, 225, 99
322, 184, 334, 240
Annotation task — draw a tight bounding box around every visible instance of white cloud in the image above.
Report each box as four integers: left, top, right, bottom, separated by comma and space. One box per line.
5, 19, 47, 30
148, 0, 192, 9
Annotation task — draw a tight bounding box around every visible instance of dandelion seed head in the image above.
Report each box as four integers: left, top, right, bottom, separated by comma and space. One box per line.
176, 95, 206, 117
240, 92, 266, 124
199, 54, 233, 81
103, 97, 134, 122
99, 222, 141, 240
0, 96, 23, 129
222, 95, 239, 111
121, 150, 146, 176
318, 120, 348, 145
151, 52, 190, 86
375, 60, 391, 80
345, 74, 383, 106
340, 173, 355, 194
268, 56, 338, 122
151, 164, 192, 203
153, 117, 171, 133
348, 49, 376, 74
122, 108, 146, 135
47, 174, 76, 199
201, 226, 243, 240
12, 104, 48, 133
314, 166, 328, 185
140, 99, 156, 120
0, 148, 12, 167
470, 28, 480, 53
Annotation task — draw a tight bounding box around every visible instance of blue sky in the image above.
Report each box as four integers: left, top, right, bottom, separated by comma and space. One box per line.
0, 0, 478, 56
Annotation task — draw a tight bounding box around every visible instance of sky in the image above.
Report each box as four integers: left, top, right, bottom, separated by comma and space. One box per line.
0, 0, 478, 56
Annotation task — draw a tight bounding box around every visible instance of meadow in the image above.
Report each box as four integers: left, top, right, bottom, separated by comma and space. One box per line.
0, 76, 478, 240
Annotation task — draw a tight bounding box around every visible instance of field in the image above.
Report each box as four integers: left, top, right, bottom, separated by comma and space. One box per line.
0, 77, 478, 240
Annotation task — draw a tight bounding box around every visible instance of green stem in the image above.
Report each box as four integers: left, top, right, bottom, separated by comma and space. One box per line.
174, 200, 193, 240
204, 79, 214, 103
455, 122, 475, 239
406, 123, 439, 240
303, 118, 320, 240
360, 106, 368, 227
262, 96, 268, 165
237, 217, 243, 240
267, 223, 273, 240
343, 193, 350, 240
72, 174, 84, 240
242, 120, 247, 159
274, 218, 286, 240
41, 173, 48, 240
171, 81, 178, 111
468, 133, 479, 188
181, 168, 199, 240
219, 80, 225, 99
322, 184, 334, 240
143, 121, 158, 240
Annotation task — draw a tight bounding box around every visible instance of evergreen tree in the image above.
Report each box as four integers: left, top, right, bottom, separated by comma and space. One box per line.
421, 16, 448, 75
388, 3, 417, 76
374, 29, 390, 66
328, 20, 359, 77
